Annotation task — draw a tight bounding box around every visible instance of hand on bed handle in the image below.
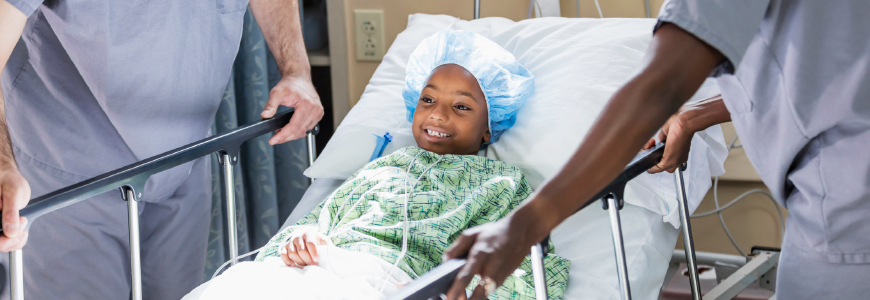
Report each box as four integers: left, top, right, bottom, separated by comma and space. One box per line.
261, 76, 324, 145
644, 113, 693, 174
645, 94, 730, 174
279, 230, 330, 268
0, 166, 31, 252
442, 216, 540, 300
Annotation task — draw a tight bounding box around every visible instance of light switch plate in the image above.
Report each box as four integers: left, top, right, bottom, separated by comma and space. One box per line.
354, 9, 385, 61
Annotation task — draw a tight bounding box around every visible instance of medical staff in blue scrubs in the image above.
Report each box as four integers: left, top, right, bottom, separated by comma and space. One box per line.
0, 0, 322, 298
445, 1, 870, 299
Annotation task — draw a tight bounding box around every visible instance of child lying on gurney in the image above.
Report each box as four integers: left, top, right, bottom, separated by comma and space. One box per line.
186, 30, 569, 300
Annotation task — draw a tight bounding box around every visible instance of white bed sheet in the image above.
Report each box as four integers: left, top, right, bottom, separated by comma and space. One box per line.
280, 178, 344, 230
184, 246, 412, 300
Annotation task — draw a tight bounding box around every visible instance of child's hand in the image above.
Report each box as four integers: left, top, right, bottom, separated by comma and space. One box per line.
279, 230, 329, 268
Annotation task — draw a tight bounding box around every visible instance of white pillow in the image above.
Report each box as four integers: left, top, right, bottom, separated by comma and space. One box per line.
305, 14, 726, 226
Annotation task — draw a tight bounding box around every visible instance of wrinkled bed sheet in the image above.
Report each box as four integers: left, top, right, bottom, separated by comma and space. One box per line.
183, 245, 412, 300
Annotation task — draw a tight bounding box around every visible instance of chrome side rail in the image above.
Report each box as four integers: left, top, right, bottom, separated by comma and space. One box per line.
6, 110, 322, 299
675, 164, 702, 300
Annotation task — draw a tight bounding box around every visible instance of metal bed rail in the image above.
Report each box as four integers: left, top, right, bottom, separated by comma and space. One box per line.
3, 110, 318, 300
389, 143, 704, 300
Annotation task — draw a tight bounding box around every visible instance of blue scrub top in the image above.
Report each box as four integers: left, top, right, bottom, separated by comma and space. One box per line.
1, 0, 248, 199
657, 0, 870, 264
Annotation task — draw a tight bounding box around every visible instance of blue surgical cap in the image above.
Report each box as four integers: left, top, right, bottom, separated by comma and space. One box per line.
402, 30, 534, 144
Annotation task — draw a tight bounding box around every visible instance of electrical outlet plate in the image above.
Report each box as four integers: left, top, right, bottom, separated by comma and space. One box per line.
354, 9, 385, 61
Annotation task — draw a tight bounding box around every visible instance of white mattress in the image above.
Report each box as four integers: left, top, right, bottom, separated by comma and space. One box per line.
280, 178, 344, 230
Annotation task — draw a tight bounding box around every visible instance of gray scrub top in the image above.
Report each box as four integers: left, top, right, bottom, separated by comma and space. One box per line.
1, 0, 248, 199
657, 0, 870, 263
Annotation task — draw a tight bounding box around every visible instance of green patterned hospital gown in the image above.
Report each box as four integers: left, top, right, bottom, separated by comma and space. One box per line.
256, 147, 570, 299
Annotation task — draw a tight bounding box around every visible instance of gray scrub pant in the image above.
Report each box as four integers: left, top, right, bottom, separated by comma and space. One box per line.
777, 227, 870, 299
0, 155, 211, 300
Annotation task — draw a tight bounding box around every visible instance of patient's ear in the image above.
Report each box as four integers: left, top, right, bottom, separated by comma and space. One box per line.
482, 129, 491, 144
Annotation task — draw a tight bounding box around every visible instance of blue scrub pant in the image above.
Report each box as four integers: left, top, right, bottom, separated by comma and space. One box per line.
0, 153, 211, 300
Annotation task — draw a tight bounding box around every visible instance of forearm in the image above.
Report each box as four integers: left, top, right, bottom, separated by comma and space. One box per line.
677, 94, 731, 132
514, 24, 724, 238
0, 94, 14, 168
0, 1, 27, 168
249, 0, 310, 78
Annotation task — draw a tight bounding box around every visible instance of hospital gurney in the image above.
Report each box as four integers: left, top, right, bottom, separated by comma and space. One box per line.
0, 111, 317, 300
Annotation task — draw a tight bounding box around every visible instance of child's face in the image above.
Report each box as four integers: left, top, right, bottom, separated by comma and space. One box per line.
412, 64, 491, 155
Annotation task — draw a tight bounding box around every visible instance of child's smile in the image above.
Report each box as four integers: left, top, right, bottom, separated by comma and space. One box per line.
424, 126, 452, 139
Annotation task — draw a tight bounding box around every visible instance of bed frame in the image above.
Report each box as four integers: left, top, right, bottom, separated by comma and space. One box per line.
4, 110, 698, 300
2, 111, 318, 300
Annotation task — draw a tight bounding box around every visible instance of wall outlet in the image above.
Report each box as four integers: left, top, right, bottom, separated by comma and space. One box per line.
354, 9, 385, 61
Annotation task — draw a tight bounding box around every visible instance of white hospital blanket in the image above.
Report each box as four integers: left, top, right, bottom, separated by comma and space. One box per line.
184, 245, 413, 300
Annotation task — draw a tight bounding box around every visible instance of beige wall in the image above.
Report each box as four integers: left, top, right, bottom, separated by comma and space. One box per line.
676, 181, 787, 256
559, 0, 666, 18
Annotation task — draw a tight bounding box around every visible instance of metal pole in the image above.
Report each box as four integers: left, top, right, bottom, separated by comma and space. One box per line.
9, 250, 23, 300
220, 153, 239, 266
473, 0, 480, 19
306, 132, 317, 167
671, 249, 746, 267
606, 195, 632, 300
306, 132, 317, 185
675, 166, 702, 300
644, 0, 651, 18
125, 188, 143, 300
529, 244, 548, 299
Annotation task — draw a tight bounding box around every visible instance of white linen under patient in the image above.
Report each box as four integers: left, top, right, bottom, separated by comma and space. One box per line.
183, 245, 414, 300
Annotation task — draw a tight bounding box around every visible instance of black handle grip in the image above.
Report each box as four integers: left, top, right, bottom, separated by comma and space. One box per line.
574, 142, 665, 213
387, 259, 466, 300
